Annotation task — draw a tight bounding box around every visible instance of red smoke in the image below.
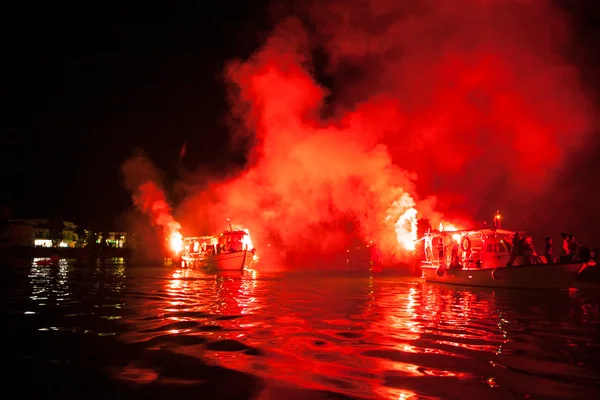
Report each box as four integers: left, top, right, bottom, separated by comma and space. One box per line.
128, 0, 595, 268
178, 19, 441, 267
121, 151, 182, 254
303, 0, 592, 219
134, 182, 181, 239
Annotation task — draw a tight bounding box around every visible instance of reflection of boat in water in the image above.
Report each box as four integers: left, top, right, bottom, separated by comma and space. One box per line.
34, 255, 60, 266
420, 227, 593, 289
180, 230, 256, 272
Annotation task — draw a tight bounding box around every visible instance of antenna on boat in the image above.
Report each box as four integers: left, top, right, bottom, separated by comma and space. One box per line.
494, 211, 501, 228
227, 218, 233, 232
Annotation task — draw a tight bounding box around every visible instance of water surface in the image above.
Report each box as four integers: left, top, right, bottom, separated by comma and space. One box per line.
2, 259, 599, 399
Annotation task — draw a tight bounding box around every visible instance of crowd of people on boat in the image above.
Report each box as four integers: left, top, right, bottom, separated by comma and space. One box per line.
183, 233, 249, 258
419, 227, 596, 269
505, 232, 596, 266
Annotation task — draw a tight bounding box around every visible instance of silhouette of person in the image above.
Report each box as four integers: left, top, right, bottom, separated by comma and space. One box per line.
544, 237, 554, 264
568, 235, 579, 260
522, 236, 537, 264
561, 234, 570, 257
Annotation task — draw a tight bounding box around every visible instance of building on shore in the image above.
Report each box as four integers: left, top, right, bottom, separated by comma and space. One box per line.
1, 218, 141, 250
98, 231, 140, 249
62, 221, 79, 247
5, 219, 79, 248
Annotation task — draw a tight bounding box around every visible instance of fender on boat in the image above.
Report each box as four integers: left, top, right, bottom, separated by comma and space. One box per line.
491, 268, 502, 280
436, 267, 445, 277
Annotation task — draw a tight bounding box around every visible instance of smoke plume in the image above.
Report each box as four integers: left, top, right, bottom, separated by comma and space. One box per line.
302, 0, 592, 222
178, 18, 442, 267
126, 0, 595, 267
121, 150, 182, 253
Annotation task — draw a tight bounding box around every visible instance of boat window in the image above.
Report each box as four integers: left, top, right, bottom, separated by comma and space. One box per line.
495, 243, 506, 252
486, 243, 493, 253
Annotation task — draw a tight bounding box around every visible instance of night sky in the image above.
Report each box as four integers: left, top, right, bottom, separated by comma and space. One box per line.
2, 2, 270, 229
2, 1, 600, 237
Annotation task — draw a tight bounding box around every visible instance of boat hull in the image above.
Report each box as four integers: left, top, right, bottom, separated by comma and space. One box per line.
182, 250, 252, 271
421, 262, 589, 289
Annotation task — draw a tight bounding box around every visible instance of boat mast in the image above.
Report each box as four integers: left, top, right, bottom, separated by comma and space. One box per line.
491, 211, 502, 238
227, 218, 233, 232
494, 211, 501, 228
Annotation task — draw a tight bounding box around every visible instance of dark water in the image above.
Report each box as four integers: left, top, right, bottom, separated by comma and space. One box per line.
2, 259, 599, 399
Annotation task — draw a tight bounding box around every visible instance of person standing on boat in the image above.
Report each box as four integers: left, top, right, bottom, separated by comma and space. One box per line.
561, 234, 570, 258
424, 229, 433, 261
544, 237, 554, 264
450, 240, 461, 268
568, 235, 580, 260
506, 231, 524, 266
522, 236, 539, 264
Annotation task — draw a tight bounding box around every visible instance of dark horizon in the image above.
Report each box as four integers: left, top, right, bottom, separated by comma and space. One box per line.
2, 1, 600, 243
1, 1, 271, 230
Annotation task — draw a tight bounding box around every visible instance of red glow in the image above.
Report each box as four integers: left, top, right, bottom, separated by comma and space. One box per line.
129, 180, 182, 255
308, 0, 591, 211
122, 1, 592, 270
178, 23, 436, 267
169, 232, 183, 254
176, 1, 590, 270
230, 224, 254, 251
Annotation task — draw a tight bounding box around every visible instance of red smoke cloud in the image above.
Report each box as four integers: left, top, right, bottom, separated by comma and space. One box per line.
303, 0, 592, 219
121, 151, 182, 254
131, 0, 594, 267
178, 19, 442, 267
134, 182, 181, 238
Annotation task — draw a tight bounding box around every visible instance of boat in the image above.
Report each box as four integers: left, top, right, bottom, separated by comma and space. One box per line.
419, 224, 594, 289
179, 230, 256, 271
33, 255, 60, 266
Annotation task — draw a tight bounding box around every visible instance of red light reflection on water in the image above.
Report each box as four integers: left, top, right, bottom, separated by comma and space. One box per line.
114, 364, 159, 384
114, 269, 599, 399
161, 274, 505, 398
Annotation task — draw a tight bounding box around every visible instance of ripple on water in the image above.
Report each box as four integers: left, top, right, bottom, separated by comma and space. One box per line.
145, 334, 208, 347
2, 264, 600, 399
141, 320, 200, 333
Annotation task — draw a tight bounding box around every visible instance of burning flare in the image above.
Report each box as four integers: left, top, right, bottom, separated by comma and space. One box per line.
169, 232, 183, 254
395, 208, 418, 251
385, 193, 419, 252
231, 224, 254, 251
439, 222, 461, 242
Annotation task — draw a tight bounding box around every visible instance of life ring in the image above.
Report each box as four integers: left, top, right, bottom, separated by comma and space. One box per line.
460, 237, 471, 252
436, 267, 445, 277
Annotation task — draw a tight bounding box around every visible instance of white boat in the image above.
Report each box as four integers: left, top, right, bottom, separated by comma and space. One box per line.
180, 231, 256, 272
419, 226, 592, 289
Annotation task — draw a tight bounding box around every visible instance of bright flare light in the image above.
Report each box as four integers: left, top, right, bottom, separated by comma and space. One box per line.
242, 231, 254, 251
396, 207, 418, 251
439, 222, 461, 242
169, 232, 183, 254
494, 211, 502, 228
232, 224, 254, 251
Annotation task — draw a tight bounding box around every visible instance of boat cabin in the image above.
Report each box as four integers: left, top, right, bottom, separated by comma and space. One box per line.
218, 230, 252, 253
182, 236, 219, 259
181, 230, 252, 260
422, 228, 515, 270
